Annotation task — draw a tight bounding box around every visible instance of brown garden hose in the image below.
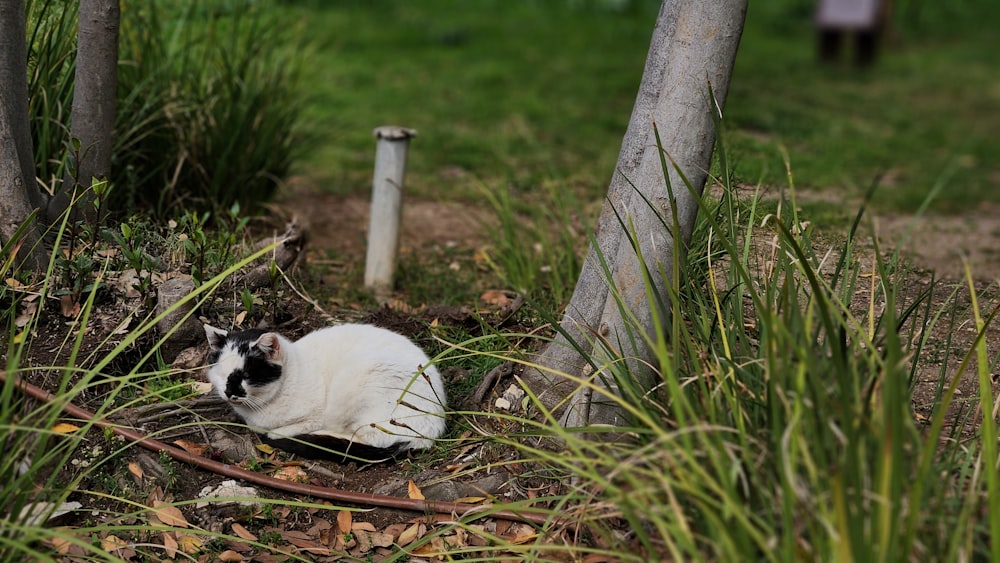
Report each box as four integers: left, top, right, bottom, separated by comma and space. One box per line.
2, 372, 556, 527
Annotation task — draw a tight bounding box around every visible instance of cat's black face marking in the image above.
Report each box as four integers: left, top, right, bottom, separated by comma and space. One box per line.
215, 329, 283, 399
240, 353, 283, 387
225, 370, 248, 398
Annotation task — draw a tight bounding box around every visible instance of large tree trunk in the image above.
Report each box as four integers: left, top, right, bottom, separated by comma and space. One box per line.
48, 0, 120, 223
521, 0, 747, 428
0, 0, 46, 271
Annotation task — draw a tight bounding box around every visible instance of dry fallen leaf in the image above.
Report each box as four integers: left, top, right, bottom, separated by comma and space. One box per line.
280, 529, 322, 549
235, 310, 247, 325
336, 510, 353, 534
407, 479, 425, 500
176, 532, 203, 554
384, 523, 407, 541
231, 522, 257, 541
151, 501, 189, 528
51, 422, 81, 434
172, 439, 208, 456
59, 294, 80, 318
351, 521, 376, 533
453, 496, 487, 504
148, 486, 165, 504
412, 537, 447, 556
450, 528, 469, 548
480, 289, 511, 307
272, 465, 308, 483
218, 549, 244, 562
370, 532, 394, 548
101, 535, 126, 552
308, 517, 332, 537
15, 300, 37, 328
397, 523, 423, 547
509, 523, 538, 545
225, 540, 253, 554
495, 519, 514, 537
127, 461, 143, 481
46, 532, 76, 555
299, 546, 334, 556
255, 443, 275, 455
162, 532, 178, 559
109, 311, 134, 335
386, 298, 412, 313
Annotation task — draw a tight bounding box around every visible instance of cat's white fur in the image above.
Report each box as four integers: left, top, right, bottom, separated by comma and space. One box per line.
204, 324, 447, 451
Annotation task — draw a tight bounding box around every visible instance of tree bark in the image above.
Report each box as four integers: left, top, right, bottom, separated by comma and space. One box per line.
521, 0, 747, 428
0, 0, 46, 271
48, 0, 120, 223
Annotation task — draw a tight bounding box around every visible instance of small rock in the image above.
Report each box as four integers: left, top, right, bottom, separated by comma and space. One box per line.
502, 383, 525, 407
421, 480, 461, 502
171, 345, 206, 370
208, 428, 258, 464
196, 480, 261, 509
460, 472, 509, 498
494, 397, 512, 411
18, 501, 82, 527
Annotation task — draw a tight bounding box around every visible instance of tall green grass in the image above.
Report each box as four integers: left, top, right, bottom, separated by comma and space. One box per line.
115, 2, 305, 215
461, 124, 998, 559
25, 0, 305, 217
480, 181, 585, 310
25, 0, 78, 194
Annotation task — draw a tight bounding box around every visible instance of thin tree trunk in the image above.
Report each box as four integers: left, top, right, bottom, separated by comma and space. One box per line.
521, 0, 747, 428
48, 0, 120, 223
0, 0, 46, 271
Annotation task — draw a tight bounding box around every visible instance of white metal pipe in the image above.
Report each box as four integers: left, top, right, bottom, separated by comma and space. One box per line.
364, 125, 416, 292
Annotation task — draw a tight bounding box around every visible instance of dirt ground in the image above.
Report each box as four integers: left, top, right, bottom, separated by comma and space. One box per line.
14, 181, 1000, 561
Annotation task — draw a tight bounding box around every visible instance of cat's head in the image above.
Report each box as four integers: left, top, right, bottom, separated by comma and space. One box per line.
204, 324, 286, 411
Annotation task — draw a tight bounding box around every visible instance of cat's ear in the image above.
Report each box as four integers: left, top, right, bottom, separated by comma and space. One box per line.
204, 324, 228, 350
253, 333, 282, 362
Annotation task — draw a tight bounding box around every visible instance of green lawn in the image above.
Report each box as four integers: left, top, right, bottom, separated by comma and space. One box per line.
278, 0, 999, 215
728, 1, 1000, 212
284, 0, 658, 203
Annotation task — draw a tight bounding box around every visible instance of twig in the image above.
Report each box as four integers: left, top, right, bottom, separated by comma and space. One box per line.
3, 372, 558, 527
134, 405, 229, 426
129, 395, 229, 425
279, 267, 335, 324
468, 361, 514, 408
234, 219, 307, 290
494, 293, 525, 327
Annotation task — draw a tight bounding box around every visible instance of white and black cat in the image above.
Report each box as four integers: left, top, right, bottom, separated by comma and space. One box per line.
203, 323, 447, 463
